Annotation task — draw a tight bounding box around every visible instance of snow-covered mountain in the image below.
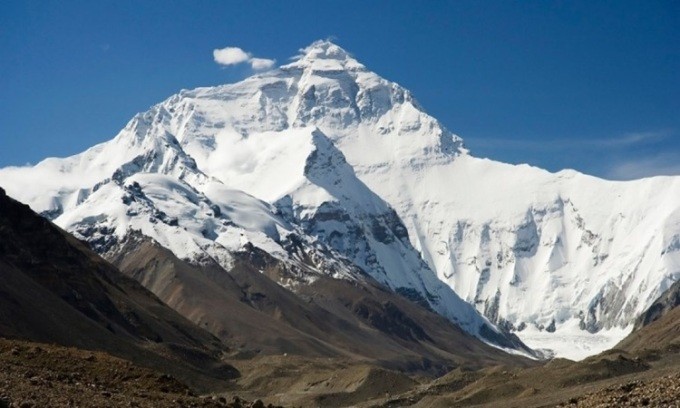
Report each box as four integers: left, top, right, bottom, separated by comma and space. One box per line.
2, 40, 679, 359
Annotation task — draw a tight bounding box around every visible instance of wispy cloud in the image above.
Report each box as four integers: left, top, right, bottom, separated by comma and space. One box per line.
606, 153, 680, 180
248, 57, 276, 70
468, 129, 677, 180
213, 46, 276, 71
468, 130, 671, 151
594, 130, 670, 148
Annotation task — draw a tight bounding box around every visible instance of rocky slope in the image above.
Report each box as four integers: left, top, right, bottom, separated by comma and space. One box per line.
633, 278, 680, 330
371, 276, 680, 407
0, 187, 237, 392
1, 40, 678, 358
110, 233, 532, 372
616, 278, 680, 353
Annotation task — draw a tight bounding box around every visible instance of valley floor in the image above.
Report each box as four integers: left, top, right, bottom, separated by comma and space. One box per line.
2, 336, 679, 407
212, 346, 680, 407
365, 348, 680, 407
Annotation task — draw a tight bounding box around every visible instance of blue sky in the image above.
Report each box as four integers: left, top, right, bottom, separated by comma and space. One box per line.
1, 1, 678, 179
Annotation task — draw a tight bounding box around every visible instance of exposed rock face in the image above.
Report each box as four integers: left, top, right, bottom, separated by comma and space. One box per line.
616, 278, 680, 353
633, 279, 680, 330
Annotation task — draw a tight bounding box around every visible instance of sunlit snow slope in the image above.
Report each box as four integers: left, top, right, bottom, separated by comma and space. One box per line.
2, 41, 679, 359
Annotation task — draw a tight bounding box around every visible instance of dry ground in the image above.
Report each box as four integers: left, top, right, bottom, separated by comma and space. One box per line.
1, 337, 679, 407
0, 338, 277, 408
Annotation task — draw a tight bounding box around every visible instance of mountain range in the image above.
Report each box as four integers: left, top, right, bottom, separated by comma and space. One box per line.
3, 180, 678, 406
1, 40, 679, 361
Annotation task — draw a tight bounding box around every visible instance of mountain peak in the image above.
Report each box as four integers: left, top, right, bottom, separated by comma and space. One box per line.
301, 40, 351, 60
282, 40, 366, 72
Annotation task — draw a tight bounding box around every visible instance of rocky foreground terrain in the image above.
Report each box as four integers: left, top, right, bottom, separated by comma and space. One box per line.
560, 372, 680, 407
359, 350, 679, 407
0, 338, 277, 408
1, 336, 678, 407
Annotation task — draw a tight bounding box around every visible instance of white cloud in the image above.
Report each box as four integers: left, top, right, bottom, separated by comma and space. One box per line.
213, 47, 251, 66
213, 46, 276, 71
249, 57, 276, 70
